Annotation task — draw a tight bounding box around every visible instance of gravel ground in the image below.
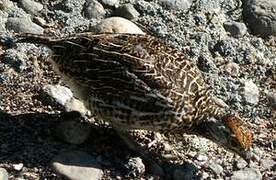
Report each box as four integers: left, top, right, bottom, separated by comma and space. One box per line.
0, 0, 275, 179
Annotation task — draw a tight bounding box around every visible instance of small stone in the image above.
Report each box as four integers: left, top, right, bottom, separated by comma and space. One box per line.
235, 159, 248, 169
242, 80, 259, 105
173, 163, 198, 180
267, 92, 276, 110
231, 168, 262, 180
13, 163, 24, 171
114, 4, 140, 20
92, 17, 145, 34
42, 85, 73, 106
209, 162, 223, 175
197, 55, 217, 73
6, 17, 44, 34
52, 151, 103, 180
225, 62, 240, 76
223, 21, 247, 38
189, 136, 210, 152
260, 158, 276, 170
83, 0, 106, 19
201, 172, 209, 179
101, 0, 119, 7
125, 157, 145, 177
197, 154, 208, 162
0, 168, 8, 180
55, 120, 91, 145
243, 0, 276, 37
20, 0, 43, 15
160, 0, 191, 11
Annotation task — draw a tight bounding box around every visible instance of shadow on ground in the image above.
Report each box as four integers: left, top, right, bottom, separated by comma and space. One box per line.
0, 111, 200, 179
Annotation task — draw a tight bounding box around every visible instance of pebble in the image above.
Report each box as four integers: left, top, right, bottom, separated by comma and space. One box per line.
231, 168, 262, 180
20, 0, 43, 15
55, 120, 91, 145
243, 0, 276, 37
223, 21, 247, 38
13, 163, 24, 171
6, 17, 44, 34
64, 97, 90, 116
42, 84, 73, 106
197, 154, 208, 162
201, 171, 209, 179
197, 54, 217, 73
235, 159, 248, 169
267, 92, 276, 110
101, 0, 119, 7
225, 62, 240, 77
83, 0, 106, 19
0, 168, 8, 180
52, 151, 103, 180
91, 17, 145, 34
208, 162, 223, 175
260, 158, 276, 170
189, 136, 210, 152
125, 157, 145, 177
114, 4, 140, 20
160, 0, 191, 11
173, 163, 198, 180
242, 80, 259, 105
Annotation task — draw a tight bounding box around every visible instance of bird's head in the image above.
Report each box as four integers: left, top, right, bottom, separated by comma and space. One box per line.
192, 114, 253, 161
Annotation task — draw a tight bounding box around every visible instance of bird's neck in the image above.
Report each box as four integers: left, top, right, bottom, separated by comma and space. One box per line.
194, 90, 230, 123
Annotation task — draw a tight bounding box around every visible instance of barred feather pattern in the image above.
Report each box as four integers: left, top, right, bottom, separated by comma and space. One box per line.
16, 33, 231, 132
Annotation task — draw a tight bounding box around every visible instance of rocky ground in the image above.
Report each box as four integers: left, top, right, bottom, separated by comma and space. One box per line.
0, 0, 275, 179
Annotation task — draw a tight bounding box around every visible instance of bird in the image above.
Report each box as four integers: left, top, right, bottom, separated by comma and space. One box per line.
16, 32, 253, 160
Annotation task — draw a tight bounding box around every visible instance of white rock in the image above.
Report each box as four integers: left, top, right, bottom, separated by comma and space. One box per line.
64, 97, 90, 116
13, 163, 24, 171
242, 80, 259, 105
101, 0, 119, 7
92, 17, 145, 34
0, 168, 8, 180
43, 84, 73, 106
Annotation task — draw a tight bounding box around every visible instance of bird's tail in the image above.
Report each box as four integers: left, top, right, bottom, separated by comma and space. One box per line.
15, 33, 57, 45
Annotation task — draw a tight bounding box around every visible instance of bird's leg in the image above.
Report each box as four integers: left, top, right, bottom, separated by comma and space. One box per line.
113, 127, 164, 176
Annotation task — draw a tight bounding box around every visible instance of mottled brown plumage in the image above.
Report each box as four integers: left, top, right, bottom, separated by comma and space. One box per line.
16, 33, 252, 159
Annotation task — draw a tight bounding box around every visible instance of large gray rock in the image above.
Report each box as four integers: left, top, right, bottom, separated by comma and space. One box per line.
6, 17, 43, 34
52, 151, 103, 180
20, 0, 43, 15
114, 4, 140, 20
231, 168, 262, 180
160, 0, 191, 11
223, 21, 247, 38
83, 0, 106, 19
243, 0, 276, 37
0, 168, 8, 180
